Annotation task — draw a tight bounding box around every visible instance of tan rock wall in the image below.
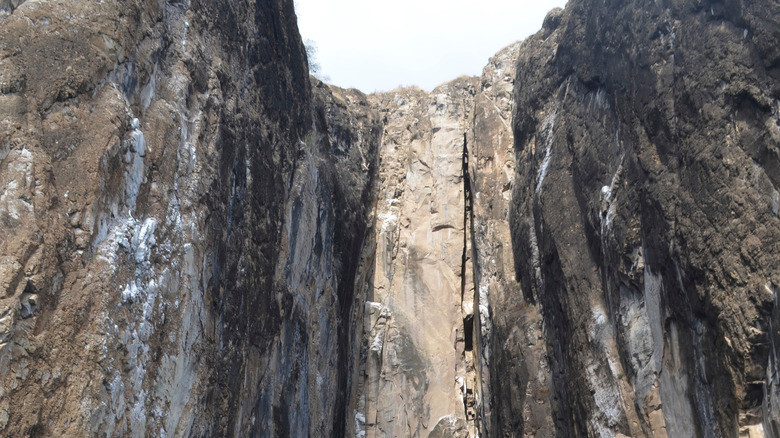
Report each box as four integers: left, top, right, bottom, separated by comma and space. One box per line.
357, 79, 478, 438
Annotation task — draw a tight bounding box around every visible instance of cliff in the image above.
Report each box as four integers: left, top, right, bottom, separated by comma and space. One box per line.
354, 0, 780, 435
351, 44, 554, 437
356, 78, 479, 437
0, 0, 379, 435
1, 0, 779, 436
507, 0, 780, 436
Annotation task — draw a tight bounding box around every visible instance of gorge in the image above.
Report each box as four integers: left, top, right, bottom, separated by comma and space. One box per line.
0, 0, 779, 436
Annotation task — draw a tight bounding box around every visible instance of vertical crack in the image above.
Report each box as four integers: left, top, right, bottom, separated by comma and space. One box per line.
463, 315, 474, 352
461, 131, 478, 429
461, 132, 473, 307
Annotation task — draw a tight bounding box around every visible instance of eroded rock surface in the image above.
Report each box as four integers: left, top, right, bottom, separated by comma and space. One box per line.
0, 0, 380, 435
509, 0, 780, 436
2, 0, 780, 436
356, 78, 479, 438
352, 43, 550, 438
469, 42, 554, 438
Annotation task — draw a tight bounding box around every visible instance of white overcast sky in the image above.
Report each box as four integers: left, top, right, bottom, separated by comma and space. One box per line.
294, 0, 568, 92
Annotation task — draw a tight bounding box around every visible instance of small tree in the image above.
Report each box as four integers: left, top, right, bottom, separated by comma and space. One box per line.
304, 38, 321, 75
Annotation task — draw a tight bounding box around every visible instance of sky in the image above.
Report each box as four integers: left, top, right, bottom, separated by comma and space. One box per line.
294, 0, 568, 93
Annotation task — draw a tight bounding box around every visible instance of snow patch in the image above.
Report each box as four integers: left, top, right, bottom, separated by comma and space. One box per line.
378, 209, 398, 232
132, 217, 157, 265
369, 329, 385, 353
0, 147, 34, 223
599, 162, 622, 232
122, 282, 142, 303
478, 283, 490, 337
585, 362, 622, 431
181, 20, 189, 46
588, 305, 608, 341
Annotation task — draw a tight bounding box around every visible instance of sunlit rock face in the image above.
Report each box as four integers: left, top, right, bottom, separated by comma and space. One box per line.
351, 43, 545, 438
0, 0, 381, 435
355, 79, 479, 438
509, 0, 780, 436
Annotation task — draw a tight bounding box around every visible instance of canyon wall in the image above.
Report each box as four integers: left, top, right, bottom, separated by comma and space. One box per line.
354, 0, 780, 436
469, 43, 555, 438
507, 0, 780, 436
1, 0, 780, 436
351, 42, 552, 438
0, 0, 380, 435
355, 78, 479, 438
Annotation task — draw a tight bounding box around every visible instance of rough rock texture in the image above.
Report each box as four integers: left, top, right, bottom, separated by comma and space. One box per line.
351, 42, 551, 438
356, 79, 479, 438
468, 42, 555, 438
508, 0, 780, 436
0, 0, 380, 435
304, 79, 382, 438
4, 0, 780, 436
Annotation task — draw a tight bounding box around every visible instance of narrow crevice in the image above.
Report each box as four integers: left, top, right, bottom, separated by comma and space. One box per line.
461, 130, 479, 432
464, 315, 474, 351
461, 132, 473, 306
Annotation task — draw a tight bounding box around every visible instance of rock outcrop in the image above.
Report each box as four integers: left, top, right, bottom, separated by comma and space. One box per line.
356, 78, 479, 438
352, 42, 552, 438
0, 0, 380, 435
507, 0, 780, 436
353, 0, 780, 436
2, 0, 780, 436
469, 42, 555, 438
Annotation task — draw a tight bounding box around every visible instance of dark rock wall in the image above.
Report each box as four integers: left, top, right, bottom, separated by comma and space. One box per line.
0, 0, 380, 436
507, 0, 780, 435
194, 0, 311, 435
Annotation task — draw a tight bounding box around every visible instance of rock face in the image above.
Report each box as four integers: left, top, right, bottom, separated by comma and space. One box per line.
0, 0, 380, 435
469, 43, 555, 438
507, 0, 780, 436
351, 43, 550, 438
354, 0, 780, 436
356, 79, 479, 438
2, 0, 780, 436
